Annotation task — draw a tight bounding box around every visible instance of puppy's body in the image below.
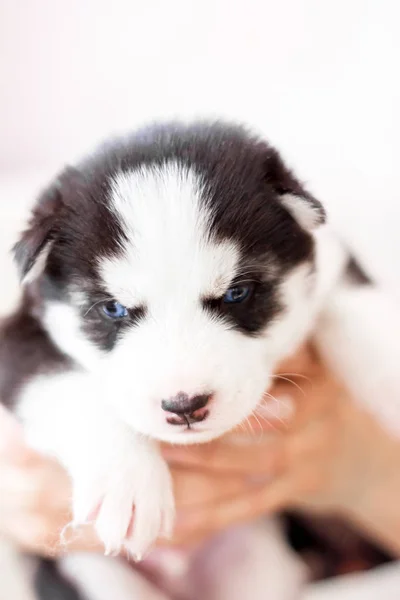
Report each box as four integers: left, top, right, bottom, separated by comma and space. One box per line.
1, 122, 400, 599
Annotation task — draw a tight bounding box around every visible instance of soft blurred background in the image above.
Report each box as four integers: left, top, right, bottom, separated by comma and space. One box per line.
0, 1, 399, 597
0, 0, 399, 317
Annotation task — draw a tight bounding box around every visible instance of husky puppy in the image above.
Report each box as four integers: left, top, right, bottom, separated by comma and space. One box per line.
2, 121, 399, 599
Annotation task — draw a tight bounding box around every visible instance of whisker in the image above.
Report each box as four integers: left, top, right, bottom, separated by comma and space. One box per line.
258, 391, 288, 427
250, 412, 266, 443
276, 372, 312, 384
238, 421, 247, 434
252, 406, 278, 432
83, 297, 111, 317
237, 418, 248, 435
243, 416, 256, 439
253, 411, 280, 434
272, 375, 307, 397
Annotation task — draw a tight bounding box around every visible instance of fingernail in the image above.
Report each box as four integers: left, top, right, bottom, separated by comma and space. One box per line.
258, 395, 295, 421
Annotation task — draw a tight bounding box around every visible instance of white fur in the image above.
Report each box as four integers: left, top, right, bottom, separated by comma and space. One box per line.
15, 163, 348, 560
43, 300, 101, 371
45, 164, 333, 446
281, 193, 323, 230
103, 164, 240, 305
60, 553, 171, 600
314, 279, 400, 434
17, 372, 174, 558
13, 160, 400, 595
304, 562, 400, 600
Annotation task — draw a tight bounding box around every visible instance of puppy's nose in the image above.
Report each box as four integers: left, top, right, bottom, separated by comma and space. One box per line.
162, 392, 211, 425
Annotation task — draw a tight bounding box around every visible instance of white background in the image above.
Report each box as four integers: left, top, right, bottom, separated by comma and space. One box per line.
0, 0, 399, 314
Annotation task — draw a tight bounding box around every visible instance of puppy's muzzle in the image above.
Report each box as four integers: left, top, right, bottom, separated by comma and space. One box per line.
161, 392, 211, 426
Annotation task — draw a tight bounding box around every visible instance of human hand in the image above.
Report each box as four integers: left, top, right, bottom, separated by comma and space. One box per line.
0, 404, 104, 555
162, 343, 400, 551
2, 342, 399, 557
0, 405, 247, 557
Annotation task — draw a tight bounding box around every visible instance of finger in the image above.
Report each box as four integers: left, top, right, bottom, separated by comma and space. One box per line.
61, 524, 105, 554
286, 374, 343, 433
0, 457, 71, 513
171, 476, 295, 545
172, 466, 254, 509
163, 434, 283, 476
271, 344, 339, 421
248, 346, 332, 432
264, 371, 341, 438
3, 515, 103, 557
281, 413, 338, 474
0, 466, 46, 511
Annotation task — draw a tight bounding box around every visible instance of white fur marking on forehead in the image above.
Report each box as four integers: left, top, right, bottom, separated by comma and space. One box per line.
109, 162, 208, 245
101, 163, 239, 305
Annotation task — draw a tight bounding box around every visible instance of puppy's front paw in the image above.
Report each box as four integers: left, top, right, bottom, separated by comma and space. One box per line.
123, 456, 175, 560
72, 442, 175, 559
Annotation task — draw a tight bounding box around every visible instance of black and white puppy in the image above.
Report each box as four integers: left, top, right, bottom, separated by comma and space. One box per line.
1, 121, 400, 597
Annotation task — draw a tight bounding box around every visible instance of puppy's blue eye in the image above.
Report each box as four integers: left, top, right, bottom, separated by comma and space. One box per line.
223, 285, 251, 304
102, 301, 128, 319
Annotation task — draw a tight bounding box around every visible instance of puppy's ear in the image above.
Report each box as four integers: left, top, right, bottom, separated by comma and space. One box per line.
265, 149, 326, 231
12, 178, 64, 282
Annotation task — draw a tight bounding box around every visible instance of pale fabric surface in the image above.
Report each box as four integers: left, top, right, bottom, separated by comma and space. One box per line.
0, 0, 399, 304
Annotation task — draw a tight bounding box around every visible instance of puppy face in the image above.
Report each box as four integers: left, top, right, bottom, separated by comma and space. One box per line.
14, 123, 325, 443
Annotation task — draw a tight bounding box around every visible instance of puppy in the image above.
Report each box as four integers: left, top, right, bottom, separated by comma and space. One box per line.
1, 121, 400, 599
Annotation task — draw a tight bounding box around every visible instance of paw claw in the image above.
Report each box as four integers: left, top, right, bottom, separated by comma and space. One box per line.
71, 450, 175, 558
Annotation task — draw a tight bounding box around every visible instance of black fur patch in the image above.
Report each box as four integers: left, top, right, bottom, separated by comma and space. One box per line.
84, 121, 320, 274
81, 295, 147, 351
346, 256, 372, 285
35, 559, 85, 600
203, 277, 283, 335
0, 287, 72, 409
13, 121, 321, 343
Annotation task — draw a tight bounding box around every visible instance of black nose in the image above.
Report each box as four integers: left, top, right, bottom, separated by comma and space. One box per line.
161, 392, 211, 425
